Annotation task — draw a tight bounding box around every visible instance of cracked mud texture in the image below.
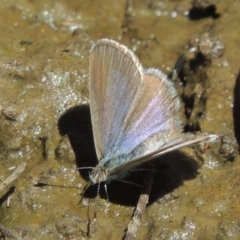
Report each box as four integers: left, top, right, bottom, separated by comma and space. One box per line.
0, 0, 240, 239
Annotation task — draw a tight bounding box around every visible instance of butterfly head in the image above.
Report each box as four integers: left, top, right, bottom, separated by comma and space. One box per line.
89, 166, 108, 184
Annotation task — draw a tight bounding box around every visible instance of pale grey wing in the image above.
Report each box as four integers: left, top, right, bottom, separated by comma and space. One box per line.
89, 39, 144, 161
111, 68, 182, 155
98, 68, 183, 169
106, 134, 218, 177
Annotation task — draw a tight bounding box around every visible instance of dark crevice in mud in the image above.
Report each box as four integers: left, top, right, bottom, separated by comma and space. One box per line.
39, 136, 48, 159
188, 5, 220, 20
233, 70, 240, 152
176, 32, 225, 131
175, 53, 211, 133
189, 52, 211, 72
121, 0, 133, 31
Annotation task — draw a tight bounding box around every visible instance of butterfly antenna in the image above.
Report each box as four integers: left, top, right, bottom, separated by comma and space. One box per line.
77, 167, 94, 171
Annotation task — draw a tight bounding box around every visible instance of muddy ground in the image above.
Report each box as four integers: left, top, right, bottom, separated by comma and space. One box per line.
0, 0, 240, 239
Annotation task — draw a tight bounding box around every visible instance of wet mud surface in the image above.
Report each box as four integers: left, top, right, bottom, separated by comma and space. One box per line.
0, 0, 240, 239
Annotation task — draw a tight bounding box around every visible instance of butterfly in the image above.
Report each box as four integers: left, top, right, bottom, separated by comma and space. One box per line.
87, 38, 218, 186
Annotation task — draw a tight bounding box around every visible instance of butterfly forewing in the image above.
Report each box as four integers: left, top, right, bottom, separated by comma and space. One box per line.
89, 39, 144, 161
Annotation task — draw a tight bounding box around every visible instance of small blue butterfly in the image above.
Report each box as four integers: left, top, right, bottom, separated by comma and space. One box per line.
88, 38, 218, 186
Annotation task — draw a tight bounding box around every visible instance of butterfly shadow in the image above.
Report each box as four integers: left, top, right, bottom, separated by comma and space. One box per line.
58, 105, 200, 207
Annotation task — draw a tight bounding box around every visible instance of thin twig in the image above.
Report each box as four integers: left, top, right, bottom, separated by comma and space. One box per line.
123, 168, 156, 240
0, 162, 26, 193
